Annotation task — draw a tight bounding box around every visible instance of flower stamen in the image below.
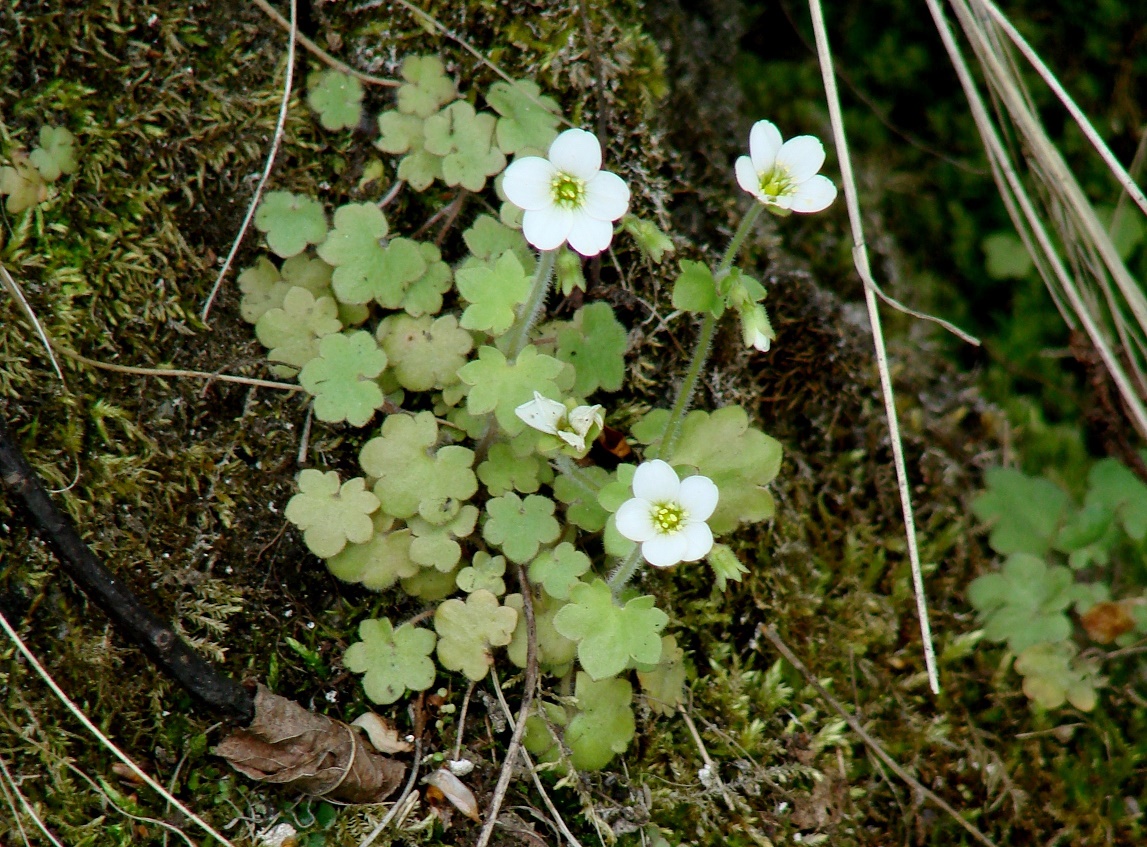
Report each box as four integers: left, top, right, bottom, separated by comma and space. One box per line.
550, 173, 586, 208
652, 502, 685, 533
759, 166, 793, 199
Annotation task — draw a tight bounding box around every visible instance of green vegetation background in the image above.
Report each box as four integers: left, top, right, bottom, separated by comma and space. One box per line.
0, 0, 1144, 844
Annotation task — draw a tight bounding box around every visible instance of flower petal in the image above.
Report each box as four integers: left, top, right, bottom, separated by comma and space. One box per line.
775, 136, 826, 183
582, 170, 630, 222
631, 459, 680, 502
680, 521, 713, 561
749, 121, 783, 174
523, 206, 574, 251
502, 156, 557, 210
789, 174, 837, 213
735, 155, 760, 198
616, 498, 657, 542
565, 214, 614, 257
548, 128, 601, 180
679, 475, 719, 522
515, 391, 565, 434
642, 534, 687, 568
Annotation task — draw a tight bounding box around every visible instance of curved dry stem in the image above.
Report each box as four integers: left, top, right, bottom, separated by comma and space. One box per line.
807, 0, 939, 694
251, 0, 399, 86
201, 0, 298, 322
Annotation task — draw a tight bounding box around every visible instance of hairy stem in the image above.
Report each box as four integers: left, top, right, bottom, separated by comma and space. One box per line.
607, 546, 644, 598
505, 249, 557, 360
660, 203, 764, 458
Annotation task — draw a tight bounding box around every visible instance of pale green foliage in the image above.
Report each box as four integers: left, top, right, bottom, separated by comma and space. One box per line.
553, 466, 611, 531
376, 314, 472, 392
566, 672, 635, 770
672, 259, 723, 315
298, 331, 388, 426
343, 618, 437, 705
238, 256, 284, 323
1014, 642, 1102, 711
621, 214, 675, 263
486, 79, 561, 155
318, 203, 427, 307
0, 152, 48, 213
972, 468, 1071, 556
528, 541, 590, 600
29, 126, 78, 181
523, 701, 568, 767
459, 345, 573, 435
477, 442, 547, 496
401, 566, 460, 602
401, 242, 453, 316
326, 514, 419, 590
255, 191, 329, 258
285, 469, 379, 558
255, 287, 342, 373
359, 411, 477, 520
1085, 458, 1147, 541
462, 213, 534, 272
456, 551, 507, 595
505, 590, 578, 672
434, 589, 518, 680
307, 69, 364, 130
483, 493, 561, 564
456, 250, 531, 336
967, 553, 1077, 653
636, 635, 687, 716
554, 302, 629, 395
375, 56, 458, 190
635, 405, 783, 533
553, 579, 668, 679
396, 55, 457, 118
408, 505, 478, 569
423, 101, 506, 191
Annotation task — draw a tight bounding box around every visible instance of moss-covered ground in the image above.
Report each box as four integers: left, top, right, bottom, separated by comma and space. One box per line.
1, 1, 1144, 845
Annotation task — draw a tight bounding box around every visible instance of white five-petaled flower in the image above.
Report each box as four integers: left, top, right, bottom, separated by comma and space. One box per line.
615, 459, 718, 568
514, 391, 604, 452
735, 120, 837, 214
502, 128, 631, 257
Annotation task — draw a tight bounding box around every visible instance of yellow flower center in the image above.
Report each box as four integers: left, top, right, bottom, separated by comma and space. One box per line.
551, 173, 586, 208
759, 166, 794, 198
652, 502, 685, 534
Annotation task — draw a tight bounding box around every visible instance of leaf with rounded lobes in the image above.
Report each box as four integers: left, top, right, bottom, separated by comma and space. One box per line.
376, 313, 472, 392
255, 287, 342, 372
434, 590, 517, 681
483, 493, 560, 564
285, 469, 379, 559
29, 126, 78, 181
565, 673, 635, 770
326, 513, 419, 591
971, 467, 1070, 556
505, 589, 578, 673
553, 579, 667, 680
298, 331, 388, 426
255, 191, 328, 258
528, 542, 591, 600
458, 345, 573, 436
344, 618, 437, 705
307, 69, 364, 130
456, 551, 507, 596
555, 302, 628, 395
456, 250, 532, 336
486, 79, 561, 155
423, 101, 505, 192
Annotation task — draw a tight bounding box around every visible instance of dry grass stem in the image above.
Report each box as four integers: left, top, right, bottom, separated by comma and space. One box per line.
806, 0, 940, 694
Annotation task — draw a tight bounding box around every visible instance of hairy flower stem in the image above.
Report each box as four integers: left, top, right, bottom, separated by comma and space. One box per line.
607, 547, 644, 599
660, 203, 764, 458
505, 249, 557, 360
553, 454, 602, 499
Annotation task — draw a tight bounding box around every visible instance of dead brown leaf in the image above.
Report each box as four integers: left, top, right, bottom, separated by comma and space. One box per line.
215, 684, 405, 803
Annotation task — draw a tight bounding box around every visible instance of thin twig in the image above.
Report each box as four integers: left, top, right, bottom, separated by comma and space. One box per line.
677, 705, 735, 811
201, 0, 299, 322
758, 626, 998, 847
0, 260, 65, 384
251, 0, 399, 87
358, 738, 422, 847
0, 604, 237, 847
476, 565, 539, 847
452, 681, 477, 765
51, 340, 303, 392
806, 0, 939, 694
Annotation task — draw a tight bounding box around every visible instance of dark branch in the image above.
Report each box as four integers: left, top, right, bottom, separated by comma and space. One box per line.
0, 414, 255, 724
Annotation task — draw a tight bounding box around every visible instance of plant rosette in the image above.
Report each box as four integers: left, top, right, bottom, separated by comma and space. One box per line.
501, 128, 631, 256
735, 120, 837, 215
615, 459, 719, 567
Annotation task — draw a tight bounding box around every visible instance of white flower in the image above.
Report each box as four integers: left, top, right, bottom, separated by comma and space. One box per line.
735, 120, 837, 214
502, 128, 631, 256
615, 459, 718, 568
514, 391, 604, 452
